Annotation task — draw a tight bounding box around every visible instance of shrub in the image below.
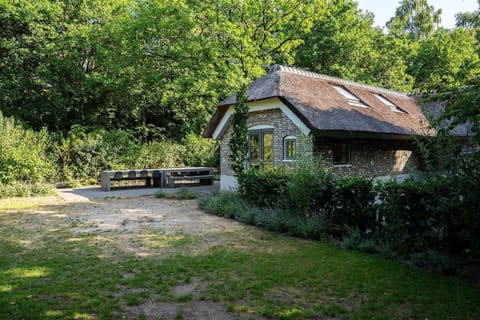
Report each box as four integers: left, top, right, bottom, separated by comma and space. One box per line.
410, 250, 457, 275
199, 192, 245, 219
135, 140, 186, 169
200, 192, 331, 240
0, 112, 57, 185
357, 240, 378, 253
375, 176, 461, 255
446, 153, 480, 260
155, 188, 196, 200
282, 212, 331, 240
54, 126, 141, 183
155, 190, 167, 198
55, 127, 193, 185
183, 133, 219, 168
287, 158, 334, 214
0, 182, 56, 198
376, 178, 434, 254
341, 227, 363, 250
174, 187, 197, 200
332, 176, 376, 236
237, 167, 290, 208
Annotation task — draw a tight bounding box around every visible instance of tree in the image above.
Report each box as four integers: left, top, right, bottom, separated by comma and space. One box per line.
0, 0, 133, 132
295, 0, 414, 92
110, 0, 324, 140
295, 0, 375, 80
410, 28, 480, 92
387, 0, 442, 40
228, 86, 249, 176
366, 31, 415, 92
456, 0, 480, 43
456, 0, 480, 30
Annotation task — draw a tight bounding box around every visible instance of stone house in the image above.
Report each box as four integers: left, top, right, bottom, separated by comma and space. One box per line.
203, 65, 432, 190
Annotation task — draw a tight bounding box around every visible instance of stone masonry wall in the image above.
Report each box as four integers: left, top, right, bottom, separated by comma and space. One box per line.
220, 109, 301, 176
219, 108, 420, 178
313, 137, 420, 177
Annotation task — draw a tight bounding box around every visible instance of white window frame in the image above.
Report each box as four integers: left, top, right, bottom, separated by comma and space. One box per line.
373, 93, 406, 113
283, 135, 298, 161
248, 128, 274, 169
332, 85, 369, 108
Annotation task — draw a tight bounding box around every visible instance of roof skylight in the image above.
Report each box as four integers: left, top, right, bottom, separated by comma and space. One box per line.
332, 85, 368, 108
373, 93, 405, 113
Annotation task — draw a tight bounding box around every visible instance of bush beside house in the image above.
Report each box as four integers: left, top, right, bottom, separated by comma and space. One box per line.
201, 157, 480, 273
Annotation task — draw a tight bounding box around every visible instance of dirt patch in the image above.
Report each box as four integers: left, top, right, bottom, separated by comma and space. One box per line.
173, 281, 199, 297
70, 197, 246, 234
65, 197, 266, 258
126, 301, 265, 320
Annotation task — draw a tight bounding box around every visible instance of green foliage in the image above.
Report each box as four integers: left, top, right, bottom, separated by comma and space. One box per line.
230, 154, 480, 262
183, 133, 219, 168
375, 175, 480, 259
332, 176, 376, 235
200, 193, 331, 240
0, 112, 56, 185
134, 141, 185, 169
54, 126, 141, 183
155, 188, 197, 200
155, 190, 167, 199
376, 178, 443, 254
295, 0, 376, 81
287, 157, 334, 214
171, 188, 197, 200
411, 28, 480, 92
0, 0, 133, 132
0, 0, 478, 139
54, 127, 213, 185
3, 197, 480, 319
0, 182, 56, 198
386, 0, 442, 40
237, 168, 290, 208
199, 192, 245, 219
456, 0, 480, 30
410, 250, 457, 275
228, 86, 249, 176
341, 227, 363, 250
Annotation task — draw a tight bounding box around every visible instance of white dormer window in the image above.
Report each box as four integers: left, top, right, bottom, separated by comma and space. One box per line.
332, 85, 368, 108
373, 93, 405, 113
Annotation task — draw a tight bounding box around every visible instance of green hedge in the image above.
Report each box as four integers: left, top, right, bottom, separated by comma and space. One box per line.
229, 164, 480, 261
237, 167, 290, 207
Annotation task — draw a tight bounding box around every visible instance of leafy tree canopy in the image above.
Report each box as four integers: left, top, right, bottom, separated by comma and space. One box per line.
0, 0, 478, 143
387, 0, 442, 40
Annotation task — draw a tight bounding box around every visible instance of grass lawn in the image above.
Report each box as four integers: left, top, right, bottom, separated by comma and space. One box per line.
0, 196, 479, 319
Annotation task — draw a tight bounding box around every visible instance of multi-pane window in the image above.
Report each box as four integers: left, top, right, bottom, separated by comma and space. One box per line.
332, 85, 368, 108
332, 141, 350, 165
248, 129, 274, 169
283, 136, 297, 160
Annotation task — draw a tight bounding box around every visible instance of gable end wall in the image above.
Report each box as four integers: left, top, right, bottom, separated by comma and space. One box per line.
220, 108, 302, 177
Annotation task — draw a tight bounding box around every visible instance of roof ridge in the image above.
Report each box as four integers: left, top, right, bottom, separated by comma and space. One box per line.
270, 64, 408, 97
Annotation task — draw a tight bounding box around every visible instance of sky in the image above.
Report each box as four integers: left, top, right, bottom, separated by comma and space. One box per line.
355, 0, 478, 29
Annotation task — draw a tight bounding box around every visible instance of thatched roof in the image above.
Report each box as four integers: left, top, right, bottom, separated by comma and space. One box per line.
203, 65, 432, 139
421, 99, 473, 137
